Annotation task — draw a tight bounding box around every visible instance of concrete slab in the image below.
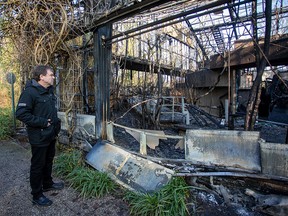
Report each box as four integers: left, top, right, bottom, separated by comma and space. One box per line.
86, 141, 174, 193
185, 130, 261, 172
260, 142, 288, 178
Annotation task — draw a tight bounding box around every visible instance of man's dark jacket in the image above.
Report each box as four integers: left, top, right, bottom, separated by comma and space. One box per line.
16, 79, 61, 146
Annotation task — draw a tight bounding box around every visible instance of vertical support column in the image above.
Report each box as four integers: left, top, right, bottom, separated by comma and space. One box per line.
172, 97, 175, 122
231, 69, 237, 115
11, 75, 16, 130
227, 37, 234, 129
225, 99, 229, 123
94, 24, 112, 139
106, 122, 115, 143
82, 35, 89, 114
55, 66, 60, 110
181, 97, 185, 113
140, 131, 147, 155
229, 68, 236, 129
286, 126, 288, 144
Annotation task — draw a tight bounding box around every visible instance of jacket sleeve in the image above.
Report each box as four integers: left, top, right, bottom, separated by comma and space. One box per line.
16, 89, 48, 128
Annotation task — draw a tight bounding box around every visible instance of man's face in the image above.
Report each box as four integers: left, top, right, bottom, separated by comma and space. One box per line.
40, 69, 55, 87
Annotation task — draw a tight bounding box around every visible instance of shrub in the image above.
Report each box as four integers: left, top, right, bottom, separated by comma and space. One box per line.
54, 149, 116, 198
67, 166, 116, 198
53, 149, 84, 177
0, 108, 13, 140
125, 177, 190, 216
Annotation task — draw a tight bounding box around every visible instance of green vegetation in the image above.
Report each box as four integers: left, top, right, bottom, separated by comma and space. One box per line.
53, 149, 116, 198
54, 149, 192, 215
67, 166, 116, 198
0, 108, 13, 140
125, 177, 190, 216
54, 149, 84, 177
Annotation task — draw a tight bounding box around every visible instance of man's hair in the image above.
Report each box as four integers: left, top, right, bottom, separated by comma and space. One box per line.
32, 65, 53, 81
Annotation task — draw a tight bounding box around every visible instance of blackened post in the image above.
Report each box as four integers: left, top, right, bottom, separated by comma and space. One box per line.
93, 24, 112, 139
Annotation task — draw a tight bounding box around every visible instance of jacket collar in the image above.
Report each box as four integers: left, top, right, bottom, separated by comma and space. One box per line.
26, 79, 54, 94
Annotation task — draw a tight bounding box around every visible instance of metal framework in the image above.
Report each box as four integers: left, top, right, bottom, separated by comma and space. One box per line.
11, 0, 285, 138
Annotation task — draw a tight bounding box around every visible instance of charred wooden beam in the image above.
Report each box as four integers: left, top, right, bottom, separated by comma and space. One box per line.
174, 172, 288, 182
67, 0, 174, 40
93, 25, 112, 139
193, 7, 288, 33
208, 36, 288, 70
106, 0, 251, 44
114, 55, 185, 76
184, 17, 208, 59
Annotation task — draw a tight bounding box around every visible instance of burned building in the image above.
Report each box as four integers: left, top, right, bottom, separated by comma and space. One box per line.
2, 0, 288, 215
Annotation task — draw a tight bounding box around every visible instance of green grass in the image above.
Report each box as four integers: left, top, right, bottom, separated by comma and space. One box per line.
53, 149, 84, 177
0, 108, 13, 140
66, 166, 116, 198
53, 149, 116, 198
125, 177, 191, 216
54, 150, 193, 215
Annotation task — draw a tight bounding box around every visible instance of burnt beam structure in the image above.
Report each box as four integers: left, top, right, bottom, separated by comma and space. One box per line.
227, 1, 238, 39
192, 7, 288, 33
67, 0, 174, 40
184, 17, 208, 60
208, 36, 288, 70
105, 0, 250, 44
114, 55, 185, 76
93, 25, 112, 139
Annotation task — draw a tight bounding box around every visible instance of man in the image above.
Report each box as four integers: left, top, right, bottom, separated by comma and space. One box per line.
16, 65, 63, 206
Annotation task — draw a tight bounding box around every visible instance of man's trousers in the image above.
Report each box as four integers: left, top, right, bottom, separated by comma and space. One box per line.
30, 140, 56, 199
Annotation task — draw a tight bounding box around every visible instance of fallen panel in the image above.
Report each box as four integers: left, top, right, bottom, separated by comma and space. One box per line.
185, 130, 261, 172
260, 142, 288, 178
86, 141, 174, 193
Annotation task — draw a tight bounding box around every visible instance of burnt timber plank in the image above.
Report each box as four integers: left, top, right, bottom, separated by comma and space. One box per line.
114, 55, 184, 76
208, 37, 288, 70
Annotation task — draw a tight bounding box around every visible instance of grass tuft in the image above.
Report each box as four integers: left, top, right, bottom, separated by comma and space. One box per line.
53, 149, 84, 177
125, 177, 190, 216
54, 149, 116, 198
66, 166, 116, 198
